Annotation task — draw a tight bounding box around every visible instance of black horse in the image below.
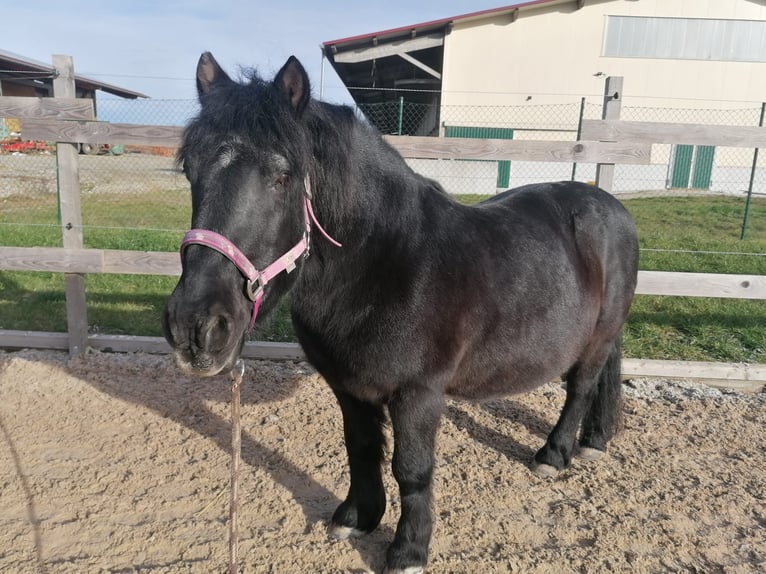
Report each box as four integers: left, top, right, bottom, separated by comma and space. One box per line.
164, 53, 639, 573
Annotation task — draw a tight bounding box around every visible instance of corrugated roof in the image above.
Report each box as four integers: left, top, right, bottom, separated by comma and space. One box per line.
0, 49, 148, 99
323, 0, 567, 49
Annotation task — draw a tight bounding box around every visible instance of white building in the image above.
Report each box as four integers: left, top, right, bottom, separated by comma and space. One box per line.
323, 0, 766, 194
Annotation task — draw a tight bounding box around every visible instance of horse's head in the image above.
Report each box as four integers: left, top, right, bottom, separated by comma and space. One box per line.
163, 52, 313, 376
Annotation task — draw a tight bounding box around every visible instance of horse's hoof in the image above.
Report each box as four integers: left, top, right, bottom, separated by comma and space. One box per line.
578, 446, 605, 461
327, 523, 365, 540
531, 461, 559, 479
383, 567, 424, 574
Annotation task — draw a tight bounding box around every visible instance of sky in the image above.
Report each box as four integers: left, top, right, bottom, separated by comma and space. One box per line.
3, 1, 514, 107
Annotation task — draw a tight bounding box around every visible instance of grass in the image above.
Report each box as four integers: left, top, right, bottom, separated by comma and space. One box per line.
1, 191, 765, 363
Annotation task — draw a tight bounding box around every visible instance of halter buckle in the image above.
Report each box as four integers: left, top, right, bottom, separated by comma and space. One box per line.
246, 276, 264, 302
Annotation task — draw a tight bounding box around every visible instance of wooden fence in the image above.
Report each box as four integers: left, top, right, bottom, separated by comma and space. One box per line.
1, 57, 765, 390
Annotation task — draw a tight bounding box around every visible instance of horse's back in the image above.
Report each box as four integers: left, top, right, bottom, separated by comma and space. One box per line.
476, 181, 637, 287
481, 181, 634, 233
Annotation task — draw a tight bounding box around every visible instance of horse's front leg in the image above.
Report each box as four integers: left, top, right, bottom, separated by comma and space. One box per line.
385, 384, 444, 574
328, 389, 387, 538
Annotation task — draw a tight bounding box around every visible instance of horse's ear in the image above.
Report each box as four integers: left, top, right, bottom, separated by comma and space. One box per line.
274, 56, 310, 114
196, 52, 231, 98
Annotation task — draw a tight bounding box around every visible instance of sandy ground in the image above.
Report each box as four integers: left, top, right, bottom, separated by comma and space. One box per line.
1, 348, 764, 574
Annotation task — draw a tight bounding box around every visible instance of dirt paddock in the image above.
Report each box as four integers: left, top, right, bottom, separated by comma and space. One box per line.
1, 349, 764, 573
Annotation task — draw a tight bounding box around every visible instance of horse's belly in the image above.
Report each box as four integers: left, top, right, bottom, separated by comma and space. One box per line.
442, 319, 588, 400
445, 355, 568, 400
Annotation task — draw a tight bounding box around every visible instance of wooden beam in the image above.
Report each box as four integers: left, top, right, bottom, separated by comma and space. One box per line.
0, 330, 69, 350
0, 247, 181, 275
622, 358, 766, 392
636, 270, 766, 299
53, 54, 89, 357
21, 117, 184, 148
0, 330, 305, 361
1, 329, 762, 390
397, 53, 441, 80
582, 119, 766, 148
0, 95, 94, 120
385, 135, 651, 164
333, 34, 444, 64
595, 76, 623, 193
3, 249, 765, 300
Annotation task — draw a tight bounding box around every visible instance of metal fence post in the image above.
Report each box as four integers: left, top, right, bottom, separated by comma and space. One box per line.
595, 76, 623, 193
741, 101, 765, 240
53, 54, 90, 356
397, 97, 404, 135
571, 96, 586, 181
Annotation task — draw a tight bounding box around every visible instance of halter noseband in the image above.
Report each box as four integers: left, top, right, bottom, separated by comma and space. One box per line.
180, 175, 341, 331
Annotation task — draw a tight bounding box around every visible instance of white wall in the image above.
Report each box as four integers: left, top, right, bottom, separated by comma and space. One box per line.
441, 0, 766, 112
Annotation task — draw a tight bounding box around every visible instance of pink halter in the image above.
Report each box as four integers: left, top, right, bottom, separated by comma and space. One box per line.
180, 176, 341, 331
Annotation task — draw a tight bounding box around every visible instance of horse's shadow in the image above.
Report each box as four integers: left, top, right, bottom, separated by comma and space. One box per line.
66, 352, 393, 572
444, 397, 555, 465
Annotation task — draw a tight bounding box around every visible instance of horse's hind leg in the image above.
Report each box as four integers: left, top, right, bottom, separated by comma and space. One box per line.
328, 390, 387, 538
533, 337, 622, 477
385, 384, 444, 574
579, 337, 623, 458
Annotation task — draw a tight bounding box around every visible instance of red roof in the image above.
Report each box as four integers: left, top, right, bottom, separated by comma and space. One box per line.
323, 0, 562, 47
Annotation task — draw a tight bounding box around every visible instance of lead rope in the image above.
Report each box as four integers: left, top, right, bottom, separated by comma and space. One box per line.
229, 359, 245, 574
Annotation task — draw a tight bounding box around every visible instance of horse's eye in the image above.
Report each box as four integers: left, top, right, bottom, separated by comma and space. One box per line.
275, 173, 290, 188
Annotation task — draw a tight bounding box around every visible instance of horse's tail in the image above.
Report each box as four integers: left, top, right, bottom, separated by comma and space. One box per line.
580, 335, 624, 452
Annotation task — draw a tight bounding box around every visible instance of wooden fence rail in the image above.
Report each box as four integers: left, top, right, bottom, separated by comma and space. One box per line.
2, 246, 765, 300
1, 64, 765, 389
581, 119, 766, 148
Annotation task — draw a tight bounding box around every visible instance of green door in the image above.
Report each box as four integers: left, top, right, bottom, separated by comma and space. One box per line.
671, 144, 715, 189
691, 145, 715, 189
671, 144, 693, 188
446, 126, 514, 188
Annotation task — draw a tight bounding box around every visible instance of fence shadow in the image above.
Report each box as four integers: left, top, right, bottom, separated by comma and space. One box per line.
0, 408, 48, 573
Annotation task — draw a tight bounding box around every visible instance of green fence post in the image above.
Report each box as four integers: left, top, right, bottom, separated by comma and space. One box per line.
740, 102, 766, 240
397, 97, 404, 135
571, 97, 586, 181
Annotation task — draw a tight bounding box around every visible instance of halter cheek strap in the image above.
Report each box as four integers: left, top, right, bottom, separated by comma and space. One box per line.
180, 176, 340, 331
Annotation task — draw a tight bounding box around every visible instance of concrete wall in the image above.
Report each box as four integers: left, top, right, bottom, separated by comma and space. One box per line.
441, 0, 766, 113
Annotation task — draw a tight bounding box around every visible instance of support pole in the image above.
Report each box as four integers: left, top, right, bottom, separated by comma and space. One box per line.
740, 101, 765, 240
397, 96, 404, 136
571, 96, 586, 181
53, 54, 90, 356
595, 76, 623, 193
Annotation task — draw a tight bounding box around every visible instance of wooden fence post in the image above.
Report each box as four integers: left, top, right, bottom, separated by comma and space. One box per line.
52, 54, 90, 356
595, 76, 623, 193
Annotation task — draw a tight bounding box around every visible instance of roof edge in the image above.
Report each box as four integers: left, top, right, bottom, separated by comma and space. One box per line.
322, 0, 563, 48
0, 49, 148, 99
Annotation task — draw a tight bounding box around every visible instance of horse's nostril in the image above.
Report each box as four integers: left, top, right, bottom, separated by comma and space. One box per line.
201, 313, 233, 352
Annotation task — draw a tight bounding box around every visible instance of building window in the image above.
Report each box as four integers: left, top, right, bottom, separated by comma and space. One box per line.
604, 16, 766, 63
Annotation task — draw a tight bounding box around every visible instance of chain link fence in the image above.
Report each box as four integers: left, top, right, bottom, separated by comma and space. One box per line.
617, 105, 766, 197
1, 94, 765, 251
1, 92, 764, 345
359, 97, 766, 198
1, 98, 197, 252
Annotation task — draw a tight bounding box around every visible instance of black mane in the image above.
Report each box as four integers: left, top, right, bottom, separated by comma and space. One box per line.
178, 68, 311, 184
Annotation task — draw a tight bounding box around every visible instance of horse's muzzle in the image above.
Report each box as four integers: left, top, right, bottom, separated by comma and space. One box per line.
163, 298, 246, 377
